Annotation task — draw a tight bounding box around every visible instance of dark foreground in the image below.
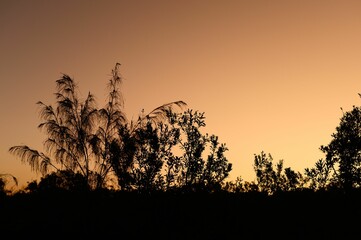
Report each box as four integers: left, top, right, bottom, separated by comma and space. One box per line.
0, 190, 360, 240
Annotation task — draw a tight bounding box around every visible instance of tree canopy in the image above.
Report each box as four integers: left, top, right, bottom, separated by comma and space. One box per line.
7, 64, 361, 196
9, 64, 232, 192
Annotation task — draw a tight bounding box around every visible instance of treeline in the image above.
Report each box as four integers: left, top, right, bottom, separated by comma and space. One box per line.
3, 64, 361, 239
3, 63, 361, 196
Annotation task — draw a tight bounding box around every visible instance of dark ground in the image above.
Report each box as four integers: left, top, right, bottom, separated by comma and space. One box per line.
1, 190, 360, 240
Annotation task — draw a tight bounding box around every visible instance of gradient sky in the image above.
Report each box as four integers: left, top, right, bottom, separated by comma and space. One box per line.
2, 0, 361, 188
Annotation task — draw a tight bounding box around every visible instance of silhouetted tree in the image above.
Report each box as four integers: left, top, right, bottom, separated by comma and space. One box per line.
202, 135, 231, 190
254, 151, 303, 194
88, 63, 127, 189
157, 120, 182, 190
107, 125, 137, 190
97, 107, 185, 192
283, 167, 304, 191
108, 109, 231, 193
131, 121, 165, 192
176, 110, 207, 187
316, 104, 361, 191
9, 73, 100, 189
8, 63, 231, 193
9, 63, 186, 190
254, 152, 280, 194
304, 159, 333, 191
166, 109, 232, 191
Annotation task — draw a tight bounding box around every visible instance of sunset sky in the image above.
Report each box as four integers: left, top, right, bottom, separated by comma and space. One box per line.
2, 0, 361, 188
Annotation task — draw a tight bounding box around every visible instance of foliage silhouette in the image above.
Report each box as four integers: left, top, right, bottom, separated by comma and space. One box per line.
25, 170, 88, 193
306, 102, 361, 191
304, 158, 332, 191
0, 173, 17, 198
8, 63, 232, 192
167, 109, 232, 191
104, 109, 232, 192
253, 151, 304, 195
5, 76, 361, 239
9, 63, 186, 190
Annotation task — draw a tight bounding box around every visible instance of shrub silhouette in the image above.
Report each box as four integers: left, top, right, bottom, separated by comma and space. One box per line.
253, 151, 304, 195
0, 173, 17, 198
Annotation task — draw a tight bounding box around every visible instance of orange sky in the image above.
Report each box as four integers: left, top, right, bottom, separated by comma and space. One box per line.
2, 0, 361, 188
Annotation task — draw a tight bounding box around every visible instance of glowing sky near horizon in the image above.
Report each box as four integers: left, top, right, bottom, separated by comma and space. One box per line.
2, 0, 361, 188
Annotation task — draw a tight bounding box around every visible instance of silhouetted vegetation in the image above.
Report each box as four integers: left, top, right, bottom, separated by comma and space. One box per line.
4, 64, 361, 239
305, 104, 361, 192
0, 173, 17, 199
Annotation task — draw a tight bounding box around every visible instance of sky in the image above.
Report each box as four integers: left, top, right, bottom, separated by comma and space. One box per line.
1, 0, 361, 189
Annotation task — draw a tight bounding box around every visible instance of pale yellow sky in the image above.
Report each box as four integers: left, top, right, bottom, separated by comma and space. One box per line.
1, 0, 361, 188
